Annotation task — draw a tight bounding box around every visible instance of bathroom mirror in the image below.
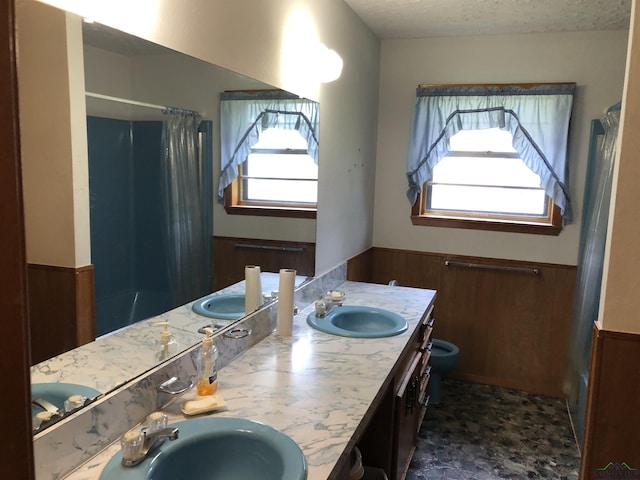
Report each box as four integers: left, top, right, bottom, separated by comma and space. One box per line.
20, 0, 317, 431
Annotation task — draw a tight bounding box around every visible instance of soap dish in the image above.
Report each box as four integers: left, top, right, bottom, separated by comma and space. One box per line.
181, 394, 227, 416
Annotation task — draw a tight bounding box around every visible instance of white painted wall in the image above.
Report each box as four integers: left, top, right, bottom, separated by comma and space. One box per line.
37, 0, 381, 275
374, 31, 628, 265
600, 0, 640, 334
16, 0, 90, 267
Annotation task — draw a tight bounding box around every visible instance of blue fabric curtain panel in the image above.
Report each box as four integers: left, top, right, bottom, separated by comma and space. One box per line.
405, 84, 576, 224
218, 91, 320, 202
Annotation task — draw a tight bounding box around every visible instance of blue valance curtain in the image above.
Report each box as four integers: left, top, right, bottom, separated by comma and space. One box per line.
406, 84, 576, 223
218, 91, 320, 202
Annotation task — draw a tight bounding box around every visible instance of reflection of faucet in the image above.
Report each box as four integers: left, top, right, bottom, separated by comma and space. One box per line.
121, 427, 179, 467
314, 290, 346, 317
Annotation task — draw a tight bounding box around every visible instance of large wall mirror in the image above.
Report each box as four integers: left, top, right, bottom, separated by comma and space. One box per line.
18, 0, 318, 433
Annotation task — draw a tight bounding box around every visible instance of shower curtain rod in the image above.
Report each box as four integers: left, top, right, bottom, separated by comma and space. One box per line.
85, 91, 200, 115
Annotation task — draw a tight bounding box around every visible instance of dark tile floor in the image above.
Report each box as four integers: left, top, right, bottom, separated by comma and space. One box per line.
407, 379, 580, 480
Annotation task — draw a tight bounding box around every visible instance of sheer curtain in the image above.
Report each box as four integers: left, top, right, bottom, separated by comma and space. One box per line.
564, 107, 620, 446
218, 91, 320, 201
406, 84, 575, 224
161, 108, 209, 305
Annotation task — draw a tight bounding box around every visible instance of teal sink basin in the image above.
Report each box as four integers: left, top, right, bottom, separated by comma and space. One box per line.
31, 383, 100, 416
307, 306, 408, 338
192, 294, 245, 320
100, 417, 307, 480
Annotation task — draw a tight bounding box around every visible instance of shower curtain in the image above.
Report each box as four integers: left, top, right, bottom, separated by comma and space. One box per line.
161, 109, 210, 305
565, 106, 620, 447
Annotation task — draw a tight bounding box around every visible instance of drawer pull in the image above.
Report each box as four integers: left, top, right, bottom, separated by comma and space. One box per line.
426, 317, 435, 328
420, 394, 430, 407
406, 380, 417, 415
420, 352, 431, 376
420, 333, 433, 352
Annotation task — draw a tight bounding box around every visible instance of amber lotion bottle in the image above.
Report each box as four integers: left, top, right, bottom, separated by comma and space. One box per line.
196, 328, 218, 395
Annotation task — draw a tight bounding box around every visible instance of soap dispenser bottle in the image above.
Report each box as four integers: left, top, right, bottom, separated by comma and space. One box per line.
196, 327, 218, 395
156, 321, 179, 361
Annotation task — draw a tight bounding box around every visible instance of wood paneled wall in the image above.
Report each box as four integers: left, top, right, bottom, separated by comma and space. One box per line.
27, 264, 95, 364
580, 326, 640, 479
348, 247, 576, 397
212, 236, 316, 291
1, 0, 35, 475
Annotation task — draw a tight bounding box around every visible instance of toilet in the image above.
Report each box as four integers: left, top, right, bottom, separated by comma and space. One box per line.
428, 339, 460, 404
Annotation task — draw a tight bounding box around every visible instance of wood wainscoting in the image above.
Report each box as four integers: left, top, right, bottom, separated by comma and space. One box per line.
27, 264, 95, 364
212, 236, 316, 291
348, 247, 576, 397
580, 325, 640, 479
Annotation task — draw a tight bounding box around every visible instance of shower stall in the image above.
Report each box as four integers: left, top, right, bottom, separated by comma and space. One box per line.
565, 103, 620, 449
86, 96, 213, 337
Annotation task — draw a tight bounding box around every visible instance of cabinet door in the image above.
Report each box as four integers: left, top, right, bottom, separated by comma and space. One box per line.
394, 351, 422, 480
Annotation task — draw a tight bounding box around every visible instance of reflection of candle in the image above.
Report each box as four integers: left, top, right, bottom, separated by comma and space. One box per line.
245, 265, 263, 314
277, 268, 296, 336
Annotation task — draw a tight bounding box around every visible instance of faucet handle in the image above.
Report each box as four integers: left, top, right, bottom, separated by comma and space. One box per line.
144, 412, 168, 434
121, 429, 145, 464
315, 299, 328, 317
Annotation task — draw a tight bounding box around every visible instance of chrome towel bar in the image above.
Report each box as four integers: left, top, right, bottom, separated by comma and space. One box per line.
444, 260, 540, 275
234, 243, 304, 253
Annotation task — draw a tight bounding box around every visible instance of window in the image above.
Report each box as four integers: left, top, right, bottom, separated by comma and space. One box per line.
405, 83, 575, 234
224, 127, 318, 218
412, 128, 562, 234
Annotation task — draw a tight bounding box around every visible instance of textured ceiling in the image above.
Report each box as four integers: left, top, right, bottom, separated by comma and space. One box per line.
343, 0, 632, 38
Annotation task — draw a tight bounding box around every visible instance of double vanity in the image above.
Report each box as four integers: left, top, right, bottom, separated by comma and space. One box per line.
35, 271, 436, 480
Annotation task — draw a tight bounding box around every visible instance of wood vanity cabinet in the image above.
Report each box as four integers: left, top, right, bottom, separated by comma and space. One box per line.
356, 304, 435, 480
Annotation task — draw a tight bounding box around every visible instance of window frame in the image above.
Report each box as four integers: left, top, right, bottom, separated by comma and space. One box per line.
410, 132, 562, 235
224, 147, 317, 219
411, 186, 562, 235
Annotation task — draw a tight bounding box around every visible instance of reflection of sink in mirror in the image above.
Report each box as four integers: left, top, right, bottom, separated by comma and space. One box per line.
191, 294, 246, 320
31, 383, 100, 416
99, 417, 307, 480
307, 306, 409, 338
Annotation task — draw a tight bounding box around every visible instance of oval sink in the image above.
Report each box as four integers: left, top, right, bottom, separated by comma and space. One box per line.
31, 383, 100, 416
307, 306, 408, 338
100, 417, 307, 480
191, 294, 246, 320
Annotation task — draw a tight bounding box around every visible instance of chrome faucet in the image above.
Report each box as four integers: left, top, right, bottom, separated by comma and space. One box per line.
314, 290, 346, 317
121, 427, 179, 467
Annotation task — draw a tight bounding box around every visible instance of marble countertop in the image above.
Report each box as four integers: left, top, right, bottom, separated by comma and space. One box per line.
64, 281, 436, 480
31, 273, 307, 395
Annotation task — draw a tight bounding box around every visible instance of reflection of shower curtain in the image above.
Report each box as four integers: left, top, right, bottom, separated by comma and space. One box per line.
161, 109, 210, 305
565, 106, 620, 448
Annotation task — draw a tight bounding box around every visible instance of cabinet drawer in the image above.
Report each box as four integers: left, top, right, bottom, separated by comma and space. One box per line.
419, 307, 434, 351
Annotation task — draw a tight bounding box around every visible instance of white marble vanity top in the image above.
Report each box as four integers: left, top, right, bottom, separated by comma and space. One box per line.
31, 272, 306, 395
63, 281, 436, 480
